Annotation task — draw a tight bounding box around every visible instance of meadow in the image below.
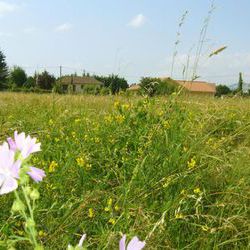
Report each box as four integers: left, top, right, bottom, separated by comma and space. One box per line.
0, 92, 249, 249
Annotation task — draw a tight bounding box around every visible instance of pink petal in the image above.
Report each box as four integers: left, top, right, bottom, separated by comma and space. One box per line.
0, 176, 18, 195
10, 160, 21, 179
127, 236, 146, 250
15, 131, 26, 150
7, 137, 17, 151
0, 143, 15, 169
27, 167, 46, 183
119, 235, 126, 250
78, 234, 86, 247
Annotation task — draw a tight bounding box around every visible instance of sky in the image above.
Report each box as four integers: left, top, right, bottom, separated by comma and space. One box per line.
0, 0, 250, 84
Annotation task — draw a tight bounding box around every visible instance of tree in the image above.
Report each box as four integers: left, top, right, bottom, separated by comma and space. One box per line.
109, 75, 128, 94
95, 74, 128, 94
140, 77, 178, 97
9, 66, 27, 87
0, 49, 8, 89
24, 76, 36, 88
37, 71, 56, 90
238, 72, 243, 94
215, 84, 231, 97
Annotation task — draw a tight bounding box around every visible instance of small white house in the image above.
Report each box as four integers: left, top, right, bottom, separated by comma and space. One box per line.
60, 76, 103, 93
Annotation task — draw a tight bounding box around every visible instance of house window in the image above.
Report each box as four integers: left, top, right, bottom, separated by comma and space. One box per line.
62, 85, 68, 91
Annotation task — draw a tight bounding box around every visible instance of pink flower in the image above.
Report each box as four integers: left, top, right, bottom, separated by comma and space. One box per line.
78, 234, 86, 247
7, 131, 41, 159
119, 235, 146, 250
27, 166, 46, 183
68, 233, 86, 249
0, 142, 21, 195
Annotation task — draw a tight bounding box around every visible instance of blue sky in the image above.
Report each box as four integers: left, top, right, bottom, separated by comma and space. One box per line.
0, 0, 250, 84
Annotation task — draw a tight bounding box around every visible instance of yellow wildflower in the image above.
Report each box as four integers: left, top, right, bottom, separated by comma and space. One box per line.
49, 119, 54, 125
94, 137, 100, 143
114, 205, 120, 211
180, 189, 186, 195
17, 230, 24, 236
104, 115, 113, 123
49, 161, 58, 173
201, 225, 209, 232
88, 208, 94, 218
115, 115, 125, 124
121, 104, 130, 110
175, 213, 184, 219
85, 163, 92, 171
193, 187, 201, 194
76, 157, 85, 167
114, 101, 120, 109
187, 157, 196, 169
107, 198, 113, 206
38, 230, 47, 237
163, 120, 170, 129
108, 218, 116, 225
75, 118, 81, 123
158, 110, 164, 117
104, 207, 110, 212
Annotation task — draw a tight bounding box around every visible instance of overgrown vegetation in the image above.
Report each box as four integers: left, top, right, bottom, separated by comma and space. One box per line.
0, 93, 249, 249
139, 77, 178, 97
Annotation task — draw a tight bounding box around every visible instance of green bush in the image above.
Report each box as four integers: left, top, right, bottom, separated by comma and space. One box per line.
140, 77, 178, 96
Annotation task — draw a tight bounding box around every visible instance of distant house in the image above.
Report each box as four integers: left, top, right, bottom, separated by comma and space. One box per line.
175, 80, 216, 96
60, 76, 103, 93
128, 79, 216, 96
128, 84, 141, 91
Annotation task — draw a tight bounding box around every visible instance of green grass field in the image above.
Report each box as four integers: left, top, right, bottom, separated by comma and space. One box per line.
0, 93, 249, 249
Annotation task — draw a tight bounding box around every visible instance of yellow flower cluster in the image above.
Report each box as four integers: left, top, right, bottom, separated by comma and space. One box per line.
187, 157, 196, 169
49, 161, 58, 173
104, 198, 113, 212
108, 218, 116, 225
76, 156, 92, 170
193, 187, 201, 194
114, 101, 120, 109
115, 114, 125, 124
163, 120, 171, 129
121, 104, 130, 111
175, 213, 184, 219
104, 115, 113, 123
88, 208, 94, 218
74, 118, 81, 123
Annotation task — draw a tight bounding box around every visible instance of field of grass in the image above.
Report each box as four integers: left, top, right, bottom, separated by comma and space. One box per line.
0, 92, 249, 249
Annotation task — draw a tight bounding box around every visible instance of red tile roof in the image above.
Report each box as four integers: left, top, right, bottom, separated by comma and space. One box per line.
176, 80, 216, 93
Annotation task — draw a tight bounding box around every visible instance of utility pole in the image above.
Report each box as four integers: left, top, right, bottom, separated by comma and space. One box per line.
60, 66, 62, 78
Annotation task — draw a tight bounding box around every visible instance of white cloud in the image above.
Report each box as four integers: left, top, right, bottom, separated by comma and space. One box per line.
0, 1, 18, 16
128, 14, 146, 28
55, 23, 72, 32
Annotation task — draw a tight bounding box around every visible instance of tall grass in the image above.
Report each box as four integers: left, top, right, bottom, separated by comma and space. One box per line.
0, 93, 249, 249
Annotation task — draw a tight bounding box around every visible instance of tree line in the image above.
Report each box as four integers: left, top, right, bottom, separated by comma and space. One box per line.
0, 49, 129, 94
1, 48, 248, 97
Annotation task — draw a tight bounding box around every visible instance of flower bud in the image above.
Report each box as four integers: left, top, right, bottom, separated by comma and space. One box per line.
30, 189, 40, 200
25, 218, 35, 229
12, 200, 25, 213
23, 186, 32, 196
